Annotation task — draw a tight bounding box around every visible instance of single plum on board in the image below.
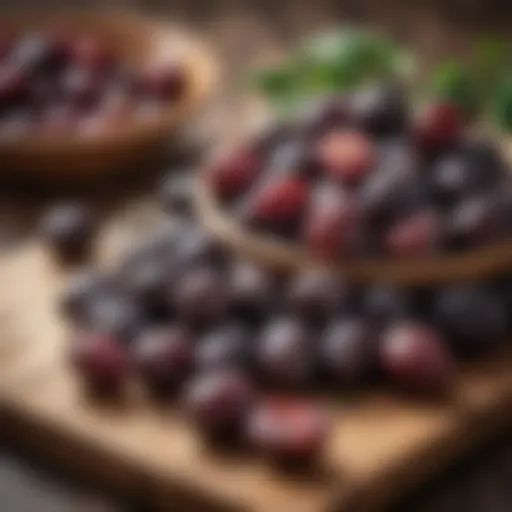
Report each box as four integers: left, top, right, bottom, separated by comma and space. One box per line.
246, 397, 331, 466
70, 332, 130, 394
380, 321, 454, 395
133, 326, 194, 396
183, 369, 254, 441
40, 203, 96, 263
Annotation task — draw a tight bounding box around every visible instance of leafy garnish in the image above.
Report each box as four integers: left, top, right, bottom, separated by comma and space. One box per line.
251, 28, 413, 111
252, 30, 512, 133
428, 36, 512, 130
492, 75, 512, 132
474, 36, 509, 89
429, 61, 479, 117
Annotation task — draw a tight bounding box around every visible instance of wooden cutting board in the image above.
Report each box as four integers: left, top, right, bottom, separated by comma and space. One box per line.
1, 239, 512, 512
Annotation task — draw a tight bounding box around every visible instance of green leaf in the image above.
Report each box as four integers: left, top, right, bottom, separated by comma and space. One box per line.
492, 75, 512, 132
297, 28, 412, 92
429, 60, 479, 116
251, 28, 416, 116
251, 65, 297, 98
475, 37, 508, 77
296, 29, 366, 90
474, 36, 510, 100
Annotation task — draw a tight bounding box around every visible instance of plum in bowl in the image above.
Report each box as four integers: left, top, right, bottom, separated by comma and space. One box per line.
0, 9, 217, 179
197, 86, 512, 285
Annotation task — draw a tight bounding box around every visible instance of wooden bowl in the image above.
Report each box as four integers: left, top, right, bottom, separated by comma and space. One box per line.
196, 173, 512, 286
0, 9, 217, 180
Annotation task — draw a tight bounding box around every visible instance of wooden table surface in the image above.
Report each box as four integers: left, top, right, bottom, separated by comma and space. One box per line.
2, 1, 512, 511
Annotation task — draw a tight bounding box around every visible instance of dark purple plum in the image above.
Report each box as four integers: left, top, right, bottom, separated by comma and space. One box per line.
70, 332, 130, 394
0, 108, 34, 138
495, 183, 512, 235
434, 286, 508, 354
60, 269, 116, 324
40, 202, 96, 263
257, 317, 314, 389
431, 139, 504, 206
359, 140, 424, 224
321, 317, 379, 385
0, 29, 191, 139
11, 33, 67, 73
431, 157, 484, 208
183, 369, 253, 441
71, 35, 113, 72
287, 270, 351, 324
251, 117, 293, 153
446, 195, 504, 250
265, 139, 319, 180
362, 285, 413, 325
246, 175, 308, 232
207, 146, 261, 201
0, 64, 29, 106
123, 259, 172, 318
86, 295, 145, 346
352, 84, 409, 137
300, 96, 350, 137
304, 184, 362, 259
380, 321, 454, 395
173, 266, 230, 329
229, 262, 277, 323
174, 227, 227, 269
414, 101, 464, 152
246, 397, 331, 466
196, 323, 252, 371
0, 34, 12, 61
383, 209, 442, 258
133, 326, 193, 396
61, 66, 104, 109
457, 138, 505, 184
120, 220, 189, 273
150, 219, 192, 254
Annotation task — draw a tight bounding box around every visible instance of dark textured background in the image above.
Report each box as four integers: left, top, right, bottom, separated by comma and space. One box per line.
1, 1, 512, 510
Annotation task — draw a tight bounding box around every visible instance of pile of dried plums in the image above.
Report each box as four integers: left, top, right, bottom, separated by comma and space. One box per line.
42, 171, 512, 468
0, 29, 185, 138
206, 86, 512, 260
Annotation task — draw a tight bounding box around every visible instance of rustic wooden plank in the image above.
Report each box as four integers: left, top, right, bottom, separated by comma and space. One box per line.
1, 243, 512, 512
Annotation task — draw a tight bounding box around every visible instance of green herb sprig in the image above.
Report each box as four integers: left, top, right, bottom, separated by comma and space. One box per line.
251, 28, 413, 115
253, 29, 512, 133
428, 36, 512, 128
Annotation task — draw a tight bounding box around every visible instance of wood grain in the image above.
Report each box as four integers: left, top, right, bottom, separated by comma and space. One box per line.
1, 241, 512, 512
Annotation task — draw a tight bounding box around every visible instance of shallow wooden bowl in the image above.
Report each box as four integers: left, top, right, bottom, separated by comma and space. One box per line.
0, 9, 217, 180
196, 173, 512, 286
